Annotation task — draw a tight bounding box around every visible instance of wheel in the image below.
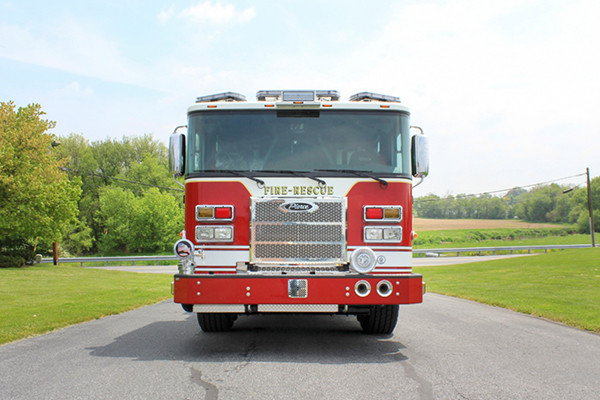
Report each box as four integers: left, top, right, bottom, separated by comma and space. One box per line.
357, 305, 399, 334
197, 313, 237, 332
181, 304, 193, 312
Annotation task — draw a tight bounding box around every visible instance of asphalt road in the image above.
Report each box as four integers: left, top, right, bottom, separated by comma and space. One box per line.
1, 293, 599, 399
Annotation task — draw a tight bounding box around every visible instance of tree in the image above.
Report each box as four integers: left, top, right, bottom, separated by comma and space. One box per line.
54, 134, 183, 254
95, 186, 182, 254
0, 102, 81, 265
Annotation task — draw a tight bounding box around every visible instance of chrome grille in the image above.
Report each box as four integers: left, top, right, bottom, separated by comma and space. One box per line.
251, 197, 346, 264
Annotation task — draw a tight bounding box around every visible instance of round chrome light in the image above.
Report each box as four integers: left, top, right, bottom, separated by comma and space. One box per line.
354, 280, 371, 297
350, 247, 377, 274
376, 280, 393, 297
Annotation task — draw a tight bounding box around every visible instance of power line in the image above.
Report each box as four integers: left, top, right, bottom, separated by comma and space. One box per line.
61, 167, 184, 192
414, 172, 587, 203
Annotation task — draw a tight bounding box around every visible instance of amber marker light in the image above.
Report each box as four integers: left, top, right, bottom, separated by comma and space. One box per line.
384, 208, 400, 219
197, 207, 214, 219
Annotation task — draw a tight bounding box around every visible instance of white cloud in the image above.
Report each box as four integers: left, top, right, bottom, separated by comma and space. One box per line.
0, 19, 148, 89
178, 1, 256, 24
55, 82, 94, 97
157, 6, 175, 24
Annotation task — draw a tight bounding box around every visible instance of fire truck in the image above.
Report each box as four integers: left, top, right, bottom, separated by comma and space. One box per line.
169, 90, 429, 334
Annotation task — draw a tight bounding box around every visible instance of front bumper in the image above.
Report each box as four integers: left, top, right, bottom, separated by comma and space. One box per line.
173, 273, 423, 307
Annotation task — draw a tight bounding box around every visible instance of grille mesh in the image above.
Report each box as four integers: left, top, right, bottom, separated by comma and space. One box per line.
251, 198, 346, 263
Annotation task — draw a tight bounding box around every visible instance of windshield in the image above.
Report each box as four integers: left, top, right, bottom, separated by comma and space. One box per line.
186, 109, 411, 176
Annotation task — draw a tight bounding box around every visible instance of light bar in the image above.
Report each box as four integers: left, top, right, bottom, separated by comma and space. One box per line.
349, 92, 401, 103
256, 90, 340, 102
196, 92, 247, 103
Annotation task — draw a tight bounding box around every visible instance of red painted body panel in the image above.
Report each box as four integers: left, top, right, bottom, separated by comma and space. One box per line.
174, 274, 423, 305
185, 181, 252, 245
345, 181, 413, 247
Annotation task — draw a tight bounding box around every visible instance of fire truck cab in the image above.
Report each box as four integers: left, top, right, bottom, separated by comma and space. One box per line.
169, 90, 429, 334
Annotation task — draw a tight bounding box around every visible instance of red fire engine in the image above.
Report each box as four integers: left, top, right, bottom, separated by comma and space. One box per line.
169, 90, 429, 334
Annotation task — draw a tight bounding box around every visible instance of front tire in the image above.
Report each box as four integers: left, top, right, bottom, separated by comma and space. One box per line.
197, 313, 237, 332
357, 305, 399, 334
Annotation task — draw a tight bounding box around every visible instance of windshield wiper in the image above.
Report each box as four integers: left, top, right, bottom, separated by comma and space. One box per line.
315, 169, 388, 187
261, 170, 326, 186
211, 170, 265, 187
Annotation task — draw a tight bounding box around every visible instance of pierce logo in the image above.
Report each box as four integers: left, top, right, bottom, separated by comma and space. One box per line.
280, 202, 318, 213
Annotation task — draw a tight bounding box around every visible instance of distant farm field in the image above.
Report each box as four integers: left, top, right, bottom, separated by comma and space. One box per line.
413, 218, 566, 231
411, 218, 584, 249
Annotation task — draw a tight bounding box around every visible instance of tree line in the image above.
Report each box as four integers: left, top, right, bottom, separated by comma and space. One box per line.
414, 181, 600, 234
1, 101, 183, 266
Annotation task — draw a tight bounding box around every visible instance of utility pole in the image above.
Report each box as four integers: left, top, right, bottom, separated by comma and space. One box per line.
586, 168, 596, 247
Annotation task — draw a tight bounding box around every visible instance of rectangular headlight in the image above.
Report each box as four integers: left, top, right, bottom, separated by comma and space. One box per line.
195, 225, 234, 242
383, 227, 402, 241
364, 226, 402, 242
196, 227, 214, 240
365, 227, 383, 241
214, 227, 233, 240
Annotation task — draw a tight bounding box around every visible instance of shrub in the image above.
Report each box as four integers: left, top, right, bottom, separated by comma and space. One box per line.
0, 238, 35, 267
0, 255, 25, 268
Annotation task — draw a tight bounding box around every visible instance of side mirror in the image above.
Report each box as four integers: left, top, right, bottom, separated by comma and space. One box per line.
411, 133, 429, 178
169, 126, 187, 176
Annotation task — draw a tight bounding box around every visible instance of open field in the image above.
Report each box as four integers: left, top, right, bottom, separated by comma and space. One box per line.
0, 265, 171, 345
413, 217, 567, 231
414, 248, 600, 333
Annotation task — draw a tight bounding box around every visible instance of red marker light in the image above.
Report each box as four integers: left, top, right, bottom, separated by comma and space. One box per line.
366, 207, 383, 219
215, 207, 232, 219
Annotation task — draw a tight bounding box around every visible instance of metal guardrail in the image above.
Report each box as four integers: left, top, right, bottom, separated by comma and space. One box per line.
40, 255, 178, 267
413, 244, 597, 257
40, 244, 597, 267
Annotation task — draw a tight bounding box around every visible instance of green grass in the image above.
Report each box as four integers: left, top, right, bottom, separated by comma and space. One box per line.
414, 248, 600, 332
413, 227, 585, 249
0, 265, 172, 345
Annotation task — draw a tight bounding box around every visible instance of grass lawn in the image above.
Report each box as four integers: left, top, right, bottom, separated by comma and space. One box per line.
414, 248, 600, 333
0, 265, 172, 345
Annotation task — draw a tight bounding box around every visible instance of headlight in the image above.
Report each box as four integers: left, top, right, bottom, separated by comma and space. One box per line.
214, 227, 233, 240
383, 227, 401, 241
364, 226, 402, 242
196, 225, 234, 242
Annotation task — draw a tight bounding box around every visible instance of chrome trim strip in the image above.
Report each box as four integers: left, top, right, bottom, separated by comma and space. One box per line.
193, 304, 245, 313
257, 304, 338, 313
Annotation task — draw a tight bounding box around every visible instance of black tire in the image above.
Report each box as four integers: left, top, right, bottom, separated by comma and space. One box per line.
197, 313, 237, 332
357, 305, 399, 334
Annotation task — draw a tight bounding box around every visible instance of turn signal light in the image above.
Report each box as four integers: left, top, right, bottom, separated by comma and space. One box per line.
364, 206, 402, 222
196, 205, 234, 221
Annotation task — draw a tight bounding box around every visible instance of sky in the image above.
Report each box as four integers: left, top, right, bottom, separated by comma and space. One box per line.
1, 0, 599, 197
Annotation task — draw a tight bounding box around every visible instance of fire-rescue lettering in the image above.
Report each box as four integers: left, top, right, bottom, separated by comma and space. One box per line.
263, 186, 334, 196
